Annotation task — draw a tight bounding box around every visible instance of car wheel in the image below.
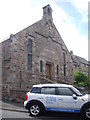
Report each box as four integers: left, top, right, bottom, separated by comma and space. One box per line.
82, 105, 90, 119
85, 106, 90, 119
29, 103, 42, 116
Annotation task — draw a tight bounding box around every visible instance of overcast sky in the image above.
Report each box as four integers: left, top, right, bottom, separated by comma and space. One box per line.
0, 0, 89, 60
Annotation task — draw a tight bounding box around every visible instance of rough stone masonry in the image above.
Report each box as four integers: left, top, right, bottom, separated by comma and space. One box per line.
1, 5, 73, 102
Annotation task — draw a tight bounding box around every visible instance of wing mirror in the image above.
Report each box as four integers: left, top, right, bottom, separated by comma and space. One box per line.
72, 94, 77, 100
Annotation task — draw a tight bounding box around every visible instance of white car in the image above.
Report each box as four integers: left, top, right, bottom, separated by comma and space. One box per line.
24, 84, 90, 119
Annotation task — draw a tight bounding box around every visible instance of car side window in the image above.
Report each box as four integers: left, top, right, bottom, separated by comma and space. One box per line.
41, 87, 56, 95
31, 87, 41, 94
57, 87, 74, 96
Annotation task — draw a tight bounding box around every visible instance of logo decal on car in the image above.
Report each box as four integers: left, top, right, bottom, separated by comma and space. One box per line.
46, 96, 56, 104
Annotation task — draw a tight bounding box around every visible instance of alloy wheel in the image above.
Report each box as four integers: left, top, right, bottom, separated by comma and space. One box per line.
30, 105, 40, 116
86, 108, 90, 119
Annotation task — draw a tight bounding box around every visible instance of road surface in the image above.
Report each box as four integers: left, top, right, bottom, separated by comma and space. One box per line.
1, 109, 83, 120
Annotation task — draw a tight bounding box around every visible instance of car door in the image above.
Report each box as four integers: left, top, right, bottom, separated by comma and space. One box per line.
40, 87, 58, 111
57, 87, 80, 113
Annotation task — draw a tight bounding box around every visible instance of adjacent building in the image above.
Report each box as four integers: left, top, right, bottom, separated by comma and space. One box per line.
2, 5, 73, 101
70, 51, 88, 76
88, 61, 90, 78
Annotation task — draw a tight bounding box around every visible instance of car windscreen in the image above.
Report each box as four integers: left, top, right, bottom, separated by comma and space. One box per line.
71, 87, 82, 96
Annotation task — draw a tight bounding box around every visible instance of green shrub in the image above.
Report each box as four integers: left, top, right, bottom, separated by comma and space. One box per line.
73, 71, 90, 88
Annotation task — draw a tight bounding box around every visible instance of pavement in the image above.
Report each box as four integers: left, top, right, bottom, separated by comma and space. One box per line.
0, 100, 28, 113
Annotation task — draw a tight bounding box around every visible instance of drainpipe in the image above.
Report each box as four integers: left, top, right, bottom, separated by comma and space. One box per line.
20, 71, 22, 88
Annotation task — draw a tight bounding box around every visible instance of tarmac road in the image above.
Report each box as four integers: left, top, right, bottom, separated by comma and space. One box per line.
1, 109, 83, 120
0, 100, 86, 120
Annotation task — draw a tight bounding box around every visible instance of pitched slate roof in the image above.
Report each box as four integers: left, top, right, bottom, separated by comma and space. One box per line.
71, 55, 80, 65
71, 53, 88, 65
75, 56, 88, 65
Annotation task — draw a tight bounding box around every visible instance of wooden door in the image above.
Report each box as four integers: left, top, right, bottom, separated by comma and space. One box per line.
46, 63, 52, 79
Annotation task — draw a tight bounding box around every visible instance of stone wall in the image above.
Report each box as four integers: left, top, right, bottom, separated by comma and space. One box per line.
0, 43, 2, 100
2, 8, 73, 102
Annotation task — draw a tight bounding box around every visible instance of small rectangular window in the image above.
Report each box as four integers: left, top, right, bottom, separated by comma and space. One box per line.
40, 60, 43, 72
83, 64, 85, 67
83, 71, 86, 74
56, 65, 59, 75
74, 65, 77, 68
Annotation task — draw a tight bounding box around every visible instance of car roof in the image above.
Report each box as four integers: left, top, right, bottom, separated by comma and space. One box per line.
33, 83, 73, 88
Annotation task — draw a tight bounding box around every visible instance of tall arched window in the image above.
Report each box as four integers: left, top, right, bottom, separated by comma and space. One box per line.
63, 53, 66, 76
56, 65, 59, 75
27, 39, 32, 70
40, 60, 43, 72
28, 39, 32, 53
48, 8, 50, 15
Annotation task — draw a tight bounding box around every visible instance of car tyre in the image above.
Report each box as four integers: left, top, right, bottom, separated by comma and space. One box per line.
82, 105, 90, 119
29, 103, 43, 116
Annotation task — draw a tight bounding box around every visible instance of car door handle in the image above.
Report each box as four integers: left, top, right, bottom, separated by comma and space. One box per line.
38, 97, 43, 99
59, 98, 63, 100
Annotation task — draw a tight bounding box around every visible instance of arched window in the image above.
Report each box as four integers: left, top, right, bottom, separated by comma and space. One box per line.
63, 53, 66, 76
48, 8, 50, 15
56, 65, 59, 75
40, 60, 43, 72
63, 53, 65, 63
27, 39, 32, 70
28, 39, 32, 53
